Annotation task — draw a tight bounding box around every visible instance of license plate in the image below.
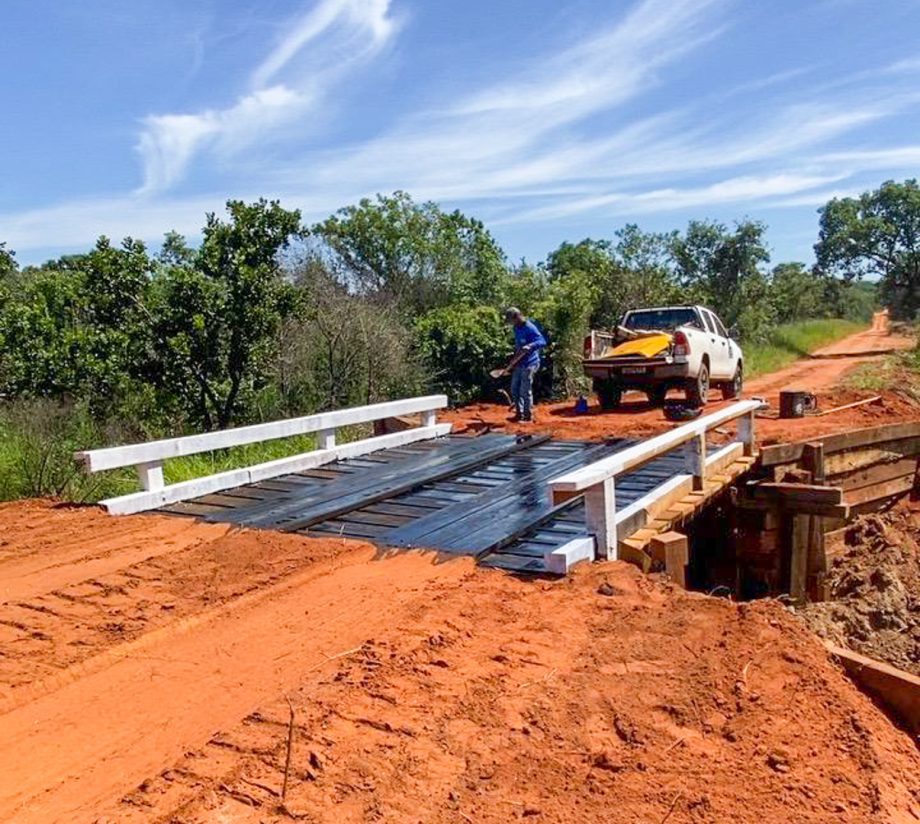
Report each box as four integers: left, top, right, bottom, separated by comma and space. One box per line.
620, 366, 647, 375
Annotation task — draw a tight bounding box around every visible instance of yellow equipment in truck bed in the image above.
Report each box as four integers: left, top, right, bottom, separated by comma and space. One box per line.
600, 332, 672, 359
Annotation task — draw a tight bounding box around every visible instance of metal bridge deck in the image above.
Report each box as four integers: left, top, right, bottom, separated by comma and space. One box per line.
160, 433, 686, 573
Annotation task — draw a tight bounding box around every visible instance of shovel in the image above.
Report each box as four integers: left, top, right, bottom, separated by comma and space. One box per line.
490, 349, 527, 380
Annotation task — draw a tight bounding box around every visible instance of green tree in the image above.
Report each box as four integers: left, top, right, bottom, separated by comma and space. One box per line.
0, 237, 153, 408
150, 200, 303, 429
815, 179, 920, 319
313, 191, 508, 314
671, 220, 773, 339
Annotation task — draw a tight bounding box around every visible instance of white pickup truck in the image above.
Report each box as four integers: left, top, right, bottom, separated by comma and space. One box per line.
582, 305, 744, 409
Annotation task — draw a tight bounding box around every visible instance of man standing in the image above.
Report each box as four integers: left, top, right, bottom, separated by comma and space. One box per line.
504, 307, 546, 423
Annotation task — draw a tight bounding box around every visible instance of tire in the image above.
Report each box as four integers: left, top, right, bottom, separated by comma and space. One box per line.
722, 364, 743, 400
647, 385, 668, 407
594, 379, 623, 410
686, 362, 710, 408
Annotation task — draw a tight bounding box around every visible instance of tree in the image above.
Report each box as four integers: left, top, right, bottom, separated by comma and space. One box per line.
0, 237, 153, 409
150, 200, 303, 429
815, 179, 920, 319
313, 191, 508, 314
671, 220, 773, 339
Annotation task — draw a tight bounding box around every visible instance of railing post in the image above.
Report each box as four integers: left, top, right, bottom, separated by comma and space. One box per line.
318, 428, 336, 450
136, 461, 164, 491
684, 433, 707, 491
421, 409, 437, 427
738, 410, 755, 456
584, 477, 617, 561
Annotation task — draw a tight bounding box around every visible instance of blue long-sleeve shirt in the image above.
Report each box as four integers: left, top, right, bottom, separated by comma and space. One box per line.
513, 320, 547, 369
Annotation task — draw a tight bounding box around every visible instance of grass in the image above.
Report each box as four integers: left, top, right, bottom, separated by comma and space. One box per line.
0, 401, 374, 504
846, 344, 920, 396
744, 319, 865, 379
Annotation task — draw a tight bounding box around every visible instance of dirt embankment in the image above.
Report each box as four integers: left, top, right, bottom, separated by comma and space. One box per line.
800, 507, 920, 677
0, 502, 917, 823
443, 324, 917, 444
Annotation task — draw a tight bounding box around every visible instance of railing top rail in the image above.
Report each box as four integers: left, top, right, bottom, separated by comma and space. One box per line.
548, 399, 763, 493
75, 394, 448, 473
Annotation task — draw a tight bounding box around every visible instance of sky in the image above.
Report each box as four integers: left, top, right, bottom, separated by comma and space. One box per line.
2, 0, 920, 267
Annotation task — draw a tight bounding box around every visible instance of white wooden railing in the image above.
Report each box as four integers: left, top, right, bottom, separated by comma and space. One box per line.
76, 395, 450, 516
546, 400, 762, 569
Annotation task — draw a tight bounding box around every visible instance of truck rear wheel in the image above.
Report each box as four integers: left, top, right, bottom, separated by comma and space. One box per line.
686, 362, 710, 408
594, 379, 622, 410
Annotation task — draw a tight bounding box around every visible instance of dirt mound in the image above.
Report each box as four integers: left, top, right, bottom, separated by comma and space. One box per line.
101, 563, 919, 823
800, 510, 920, 676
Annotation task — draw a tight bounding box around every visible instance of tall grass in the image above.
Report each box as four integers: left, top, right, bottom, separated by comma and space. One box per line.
0, 398, 373, 504
744, 319, 865, 378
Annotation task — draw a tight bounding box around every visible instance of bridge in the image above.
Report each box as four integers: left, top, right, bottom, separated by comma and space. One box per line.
76, 395, 762, 576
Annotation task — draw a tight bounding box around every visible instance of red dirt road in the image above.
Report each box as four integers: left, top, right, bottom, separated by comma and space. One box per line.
0, 504, 918, 823
443, 320, 917, 445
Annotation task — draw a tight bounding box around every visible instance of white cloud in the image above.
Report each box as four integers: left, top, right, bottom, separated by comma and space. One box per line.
251, 0, 395, 88
135, 0, 398, 194
137, 85, 305, 194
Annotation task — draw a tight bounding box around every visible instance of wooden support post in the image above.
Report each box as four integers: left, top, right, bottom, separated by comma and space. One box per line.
788, 512, 810, 604
650, 531, 689, 588
317, 428, 336, 450
684, 433, 707, 491
420, 409, 438, 427
738, 410, 755, 457
136, 461, 164, 491
585, 477, 617, 561
801, 442, 827, 601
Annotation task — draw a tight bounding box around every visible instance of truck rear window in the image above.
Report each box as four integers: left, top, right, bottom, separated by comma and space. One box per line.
623, 308, 700, 331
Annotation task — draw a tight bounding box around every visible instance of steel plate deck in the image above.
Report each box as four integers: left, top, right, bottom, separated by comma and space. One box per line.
161, 432, 688, 573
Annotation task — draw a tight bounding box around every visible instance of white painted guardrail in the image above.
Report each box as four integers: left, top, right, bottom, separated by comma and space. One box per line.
75, 395, 449, 515
545, 399, 763, 572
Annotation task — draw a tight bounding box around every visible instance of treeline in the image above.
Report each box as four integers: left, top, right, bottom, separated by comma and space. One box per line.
0, 186, 892, 448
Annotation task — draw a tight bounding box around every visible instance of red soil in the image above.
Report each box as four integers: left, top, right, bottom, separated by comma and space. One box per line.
0, 501, 917, 822
442, 324, 918, 445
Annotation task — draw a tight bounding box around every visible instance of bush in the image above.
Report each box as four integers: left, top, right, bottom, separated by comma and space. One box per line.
415, 305, 508, 404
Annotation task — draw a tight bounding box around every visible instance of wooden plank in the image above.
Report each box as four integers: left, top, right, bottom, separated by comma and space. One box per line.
825, 439, 920, 475
102, 424, 452, 515
748, 483, 843, 505
789, 512, 810, 604
834, 457, 919, 492
826, 643, 920, 736
760, 421, 920, 467
77, 395, 448, 472
802, 443, 827, 602
846, 473, 917, 509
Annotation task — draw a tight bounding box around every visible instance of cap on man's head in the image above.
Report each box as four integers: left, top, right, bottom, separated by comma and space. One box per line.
504, 307, 523, 321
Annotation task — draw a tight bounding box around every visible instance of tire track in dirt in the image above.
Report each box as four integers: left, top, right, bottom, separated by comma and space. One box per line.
0, 545, 474, 824
0, 502, 230, 603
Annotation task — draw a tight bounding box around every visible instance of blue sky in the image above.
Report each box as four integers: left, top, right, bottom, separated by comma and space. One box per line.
3, 0, 920, 267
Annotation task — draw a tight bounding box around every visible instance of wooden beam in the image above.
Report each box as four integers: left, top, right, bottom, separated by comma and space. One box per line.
748, 482, 843, 505
826, 643, 920, 736
788, 513, 810, 604
76, 395, 448, 472
801, 443, 828, 602
846, 473, 917, 509
100, 423, 452, 515
650, 531, 689, 588
760, 421, 920, 467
